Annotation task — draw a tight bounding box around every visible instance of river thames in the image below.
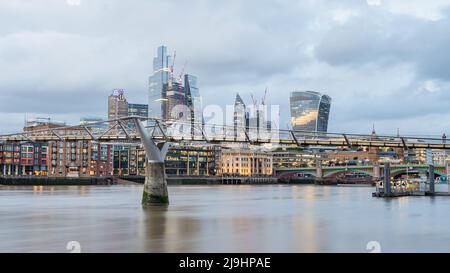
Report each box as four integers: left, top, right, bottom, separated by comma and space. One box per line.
1, 184, 450, 253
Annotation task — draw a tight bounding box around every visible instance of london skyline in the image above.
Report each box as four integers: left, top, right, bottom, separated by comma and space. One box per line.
2, 0, 450, 135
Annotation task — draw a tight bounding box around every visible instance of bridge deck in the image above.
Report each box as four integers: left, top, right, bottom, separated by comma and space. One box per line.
2, 116, 450, 149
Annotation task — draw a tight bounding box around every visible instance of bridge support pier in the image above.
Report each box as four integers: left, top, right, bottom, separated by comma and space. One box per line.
373, 165, 381, 179
142, 162, 169, 205
316, 160, 323, 179
135, 119, 170, 206
429, 165, 435, 194
383, 162, 392, 196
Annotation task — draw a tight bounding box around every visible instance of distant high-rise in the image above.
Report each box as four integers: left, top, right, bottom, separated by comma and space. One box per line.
164, 81, 185, 120
128, 103, 149, 128
128, 103, 149, 119
290, 91, 331, 132
108, 89, 129, 121
80, 117, 107, 131
149, 46, 171, 120
233, 93, 248, 138
185, 74, 203, 134
148, 45, 203, 133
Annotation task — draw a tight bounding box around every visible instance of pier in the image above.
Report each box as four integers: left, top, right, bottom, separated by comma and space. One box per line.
372, 163, 450, 198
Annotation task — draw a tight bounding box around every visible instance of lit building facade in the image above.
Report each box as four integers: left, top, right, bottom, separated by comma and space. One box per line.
47, 140, 112, 178
325, 149, 378, 166
290, 91, 331, 132
112, 145, 146, 176
128, 103, 149, 118
0, 142, 48, 176
112, 144, 219, 177
128, 103, 149, 128
424, 149, 449, 166
218, 149, 273, 176
108, 89, 129, 121
272, 148, 322, 169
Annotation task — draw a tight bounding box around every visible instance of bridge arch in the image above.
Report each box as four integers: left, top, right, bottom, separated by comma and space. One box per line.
323, 169, 375, 178
390, 168, 445, 179
277, 171, 317, 180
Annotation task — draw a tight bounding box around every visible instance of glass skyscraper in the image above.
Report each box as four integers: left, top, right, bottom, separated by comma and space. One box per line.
290, 91, 331, 132
185, 74, 203, 134
164, 81, 185, 120
108, 89, 129, 121
148, 46, 171, 119
148, 46, 203, 135
233, 93, 248, 138
128, 103, 149, 128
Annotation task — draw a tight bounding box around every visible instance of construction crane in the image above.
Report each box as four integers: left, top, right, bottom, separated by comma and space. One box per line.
170, 50, 177, 83
250, 93, 258, 108
171, 51, 176, 73
261, 87, 268, 106
179, 60, 188, 83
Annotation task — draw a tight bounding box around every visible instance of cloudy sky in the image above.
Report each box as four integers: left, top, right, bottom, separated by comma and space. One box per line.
1, 0, 450, 136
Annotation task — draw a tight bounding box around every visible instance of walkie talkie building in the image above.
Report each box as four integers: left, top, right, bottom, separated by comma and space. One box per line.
290, 91, 331, 132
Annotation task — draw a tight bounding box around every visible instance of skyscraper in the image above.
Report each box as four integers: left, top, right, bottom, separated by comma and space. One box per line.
128, 103, 149, 119
149, 46, 171, 120
128, 103, 149, 128
233, 93, 248, 138
290, 91, 331, 132
148, 45, 203, 134
185, 74, 203, 134
164, 81, 186, 121
108, 89, 129, 121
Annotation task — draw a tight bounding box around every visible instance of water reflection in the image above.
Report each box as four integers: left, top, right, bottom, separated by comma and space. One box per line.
1, 184, 450, 252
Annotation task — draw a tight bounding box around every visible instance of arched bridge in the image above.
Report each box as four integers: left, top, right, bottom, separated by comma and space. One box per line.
275, 165, 448, 180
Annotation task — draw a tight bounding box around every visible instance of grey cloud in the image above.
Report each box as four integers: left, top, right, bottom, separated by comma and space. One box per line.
1, 0, 450, 134
315, 8, 450, 82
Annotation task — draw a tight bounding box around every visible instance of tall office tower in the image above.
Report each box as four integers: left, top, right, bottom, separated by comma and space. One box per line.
128, 103, 149, 119
128, 103, 149, 128
108, 89, 129, 121
233, 93, 248, 138
185, 74, 203, 135
149, 45, 171, 120
290, 91, 331, 132
163, 81, 186, 121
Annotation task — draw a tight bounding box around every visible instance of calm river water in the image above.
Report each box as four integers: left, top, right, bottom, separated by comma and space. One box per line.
1, 184, 450, 253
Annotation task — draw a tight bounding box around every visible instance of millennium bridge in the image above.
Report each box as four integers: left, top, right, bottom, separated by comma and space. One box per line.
1, 116, 449, 204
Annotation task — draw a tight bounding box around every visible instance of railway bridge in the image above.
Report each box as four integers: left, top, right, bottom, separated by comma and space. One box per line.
275, 165, 448, 180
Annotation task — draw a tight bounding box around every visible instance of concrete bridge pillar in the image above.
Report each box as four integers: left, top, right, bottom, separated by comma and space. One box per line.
383, 162, 392, 196
446, 162, 450, 181
316, 160, 323, 178
135, 119, 170, 206
373, 165, 381, 179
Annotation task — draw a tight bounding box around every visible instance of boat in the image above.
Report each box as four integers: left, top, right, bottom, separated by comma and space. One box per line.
335, 172, 376, 186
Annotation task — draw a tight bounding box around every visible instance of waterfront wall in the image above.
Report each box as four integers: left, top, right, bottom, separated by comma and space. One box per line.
0, 176, 115, 186
0, 175, 278, 186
